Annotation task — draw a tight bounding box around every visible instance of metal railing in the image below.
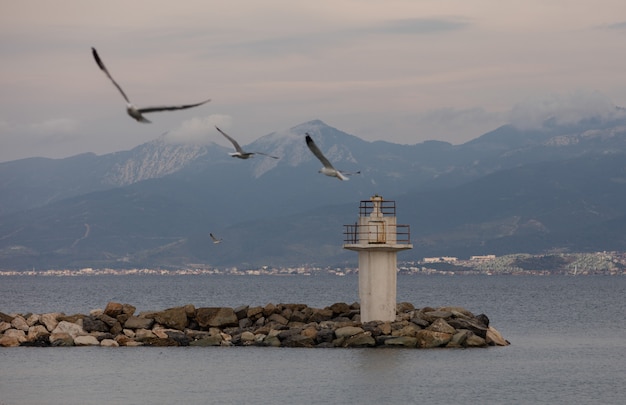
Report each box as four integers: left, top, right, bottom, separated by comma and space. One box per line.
358, 199, 396, 217
343, 223, 411, 245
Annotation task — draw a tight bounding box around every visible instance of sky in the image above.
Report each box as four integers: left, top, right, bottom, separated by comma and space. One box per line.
2, 0, 626, 162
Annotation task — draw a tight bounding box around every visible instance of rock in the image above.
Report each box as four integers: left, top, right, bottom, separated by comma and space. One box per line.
49, 332, 74, 346
83, 316, 110, 333
97, 313, 118, 328
426, 318, 457, 335
26, 314, 40, 327
241, 331, 255, 343
465, 333, 487, 347
393, 323, 422, 337
0, 335, 21, 347
384, 336, 418, 348
196, 307, 238, 328
343, 332, 376, 347
104, 302, 123, 318
486, 326, 509, 346
263, 303, 277, 317
422, 310, 453, 321
247, 306, 264, 319
447, 330, 472, 348
101, 339, 119, 347
301, 326, 318, 339
0, 321, 12, 333
52, 321, 86, 339
396, 302, 415, 313
415, 330, 453, 348
189, 335, 223, 347
134, 329, 156, 342
268, 313, 288, 326
11, 315, 29, 332
40, 313, 62, 332
152, 307, 189, 331
476, 314, 490, 327
0, 311, 14, 323
447, 317, 488, 339
27, 325, 50, 342
439, 306, 475, 318
281, 334, 315, 348
335, 326, 365, 339
316, 328, 335, 343
329, 302, 351, 315
4, 329, 27, 343
74, 335, 100, 346
308, 308, 334, 323
164, 329, 190, 346
234, 305, 249, 320
124, 316, 154, 330
122, 303, 136, 316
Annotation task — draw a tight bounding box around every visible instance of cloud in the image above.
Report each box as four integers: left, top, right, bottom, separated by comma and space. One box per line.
373, 18, 469, 35
163, 114, 232, 145
28, 118, 78, 135
508, 91, 623, 130
604, 21, 626, 30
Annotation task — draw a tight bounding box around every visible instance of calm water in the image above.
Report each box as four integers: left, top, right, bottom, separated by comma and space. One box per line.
1, 274, 625, 405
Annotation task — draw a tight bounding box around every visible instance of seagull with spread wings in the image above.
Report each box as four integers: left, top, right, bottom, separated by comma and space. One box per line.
215, 126, 279, 159
209, 233, 222, 244
305, 133, 359, 181
91, 47, 211, 123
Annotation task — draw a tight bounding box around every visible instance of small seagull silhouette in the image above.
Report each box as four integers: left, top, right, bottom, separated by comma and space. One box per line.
215, 126, 279, 159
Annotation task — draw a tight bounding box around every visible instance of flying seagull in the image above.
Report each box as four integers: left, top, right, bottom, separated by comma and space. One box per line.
215, 126, 279, 159
91, 47, 211, 123
305, 133, 359, 181
209, 233, 222, 244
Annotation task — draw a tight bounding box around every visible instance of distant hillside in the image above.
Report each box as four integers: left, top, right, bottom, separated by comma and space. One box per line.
2, 116, 626, 270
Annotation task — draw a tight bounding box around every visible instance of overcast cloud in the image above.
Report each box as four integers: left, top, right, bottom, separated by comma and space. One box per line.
2, 0, 626, 162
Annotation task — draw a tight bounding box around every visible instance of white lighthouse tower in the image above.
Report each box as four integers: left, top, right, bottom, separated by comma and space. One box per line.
343, 195, 413, 322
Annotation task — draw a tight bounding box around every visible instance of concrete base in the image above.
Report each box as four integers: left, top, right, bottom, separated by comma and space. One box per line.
358, 250, 397, 323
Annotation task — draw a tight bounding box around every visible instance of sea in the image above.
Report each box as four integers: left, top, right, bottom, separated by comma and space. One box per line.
1, 274, 625, 405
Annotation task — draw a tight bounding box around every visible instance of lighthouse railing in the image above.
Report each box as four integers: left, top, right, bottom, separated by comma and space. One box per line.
343, 223, 411, 245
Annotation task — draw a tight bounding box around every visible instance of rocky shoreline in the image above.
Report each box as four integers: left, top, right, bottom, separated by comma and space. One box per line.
0, 301, 509, 348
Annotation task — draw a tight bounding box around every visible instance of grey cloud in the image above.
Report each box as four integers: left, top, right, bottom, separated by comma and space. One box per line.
373, 18, 469, 35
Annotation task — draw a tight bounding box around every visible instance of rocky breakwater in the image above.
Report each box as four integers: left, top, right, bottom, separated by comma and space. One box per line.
0, 302, 509, 348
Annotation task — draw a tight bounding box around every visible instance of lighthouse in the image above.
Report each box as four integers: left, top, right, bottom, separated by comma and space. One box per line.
343, 195, 413, 322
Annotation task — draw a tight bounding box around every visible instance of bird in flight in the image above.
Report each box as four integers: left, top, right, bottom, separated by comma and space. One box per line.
215, 126, 279, 159
209, 233, 222, 244
305, 133, 359, 181
91, 47, 211, 123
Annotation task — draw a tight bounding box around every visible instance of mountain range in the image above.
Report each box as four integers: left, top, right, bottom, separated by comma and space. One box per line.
2, 116, 626, 270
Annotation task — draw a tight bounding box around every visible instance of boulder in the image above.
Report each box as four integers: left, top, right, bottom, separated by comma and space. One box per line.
447, 330, 472, 348
384, 336, 418, 348
52, 321, 86, 339
281, 334, 315, 348
27, 325, 50, 342
0, 311, 14, 323
426, 318, 457, 335
240, 331, 255, 343
104, 302, 123, 318
234, 305, 249, 320
189, 335, 223, 347
97, 313, 118, 328
393, 323, 422, 337
267, 313, 288, 326
0, 321, 12, 333
328, 302, 351, 315
196, 307, 238, 328
74, 335, 100, 346
4, 329, 27, 343
308, 308, 334, 323
335, 326, 365, 339
49, 332, 74, 346
447, 317, 488, 339
100, 339, 119, 347
152, 307, 189, 331
124, 316, 154, 330
415, 330, 453, 348
11, 315, 29, 332
83, 316, 110, 333
40, 313, 62, 332
465, 333, 487, 347
134, 329, 156, 342
0, 335, 21, 347
396, 302, 415, 313
263, 303, 278, 317
343, 332, 376, 348
122, 303, 136, 316
422, 310, 453, 322
486, 326, 510, 346
26, 314, 40, 327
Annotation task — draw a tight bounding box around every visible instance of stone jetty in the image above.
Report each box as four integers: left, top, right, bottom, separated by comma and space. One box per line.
0, 302, 509, 348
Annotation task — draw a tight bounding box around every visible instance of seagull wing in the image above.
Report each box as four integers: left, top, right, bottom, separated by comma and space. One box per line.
215, 126, 244, 153
91, 47, 131, 104
210, 233, 221, 243
253, 151, 280, 159
138, 99, 211, 114
305, 134, 335, 169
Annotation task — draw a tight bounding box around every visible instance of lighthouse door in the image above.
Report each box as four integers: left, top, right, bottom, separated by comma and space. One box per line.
368, 220, 386, 244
